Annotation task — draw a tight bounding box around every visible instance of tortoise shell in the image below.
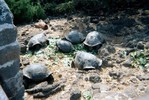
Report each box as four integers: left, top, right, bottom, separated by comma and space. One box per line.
23, 63, 51, 81
72, 51, 102, 70
84, 31, 104, 47
56, 40, 74, 53
65, 30, 85, 44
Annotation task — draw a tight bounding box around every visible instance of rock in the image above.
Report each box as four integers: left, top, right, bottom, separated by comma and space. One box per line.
20, 43, 27, 54
102, 56, 114, 67
90, 16, 99, 24
89, 74, 101, 83
126, 40, 137, 48
137, 41, 144, 49
122, 59, 132, 67
0, 85, 8, 100
98, 48, 109, 57
0, 0, 13, 24
34, 20, 48, 30
137, 75, 149, 81
0, 27, 17, 46
21, 57, 30, 66
129, 76, 139, 84
112, 18, 136, 27
0, 59, 20, 80
106, 45, 116, 54
109, 71, 123, 80
70, 89, 81, 100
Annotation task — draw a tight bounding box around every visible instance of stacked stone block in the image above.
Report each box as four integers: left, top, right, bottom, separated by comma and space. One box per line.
0, 0, 24, 100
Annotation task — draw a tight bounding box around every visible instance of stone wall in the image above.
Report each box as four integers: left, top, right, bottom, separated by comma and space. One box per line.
0, 0, 24, 100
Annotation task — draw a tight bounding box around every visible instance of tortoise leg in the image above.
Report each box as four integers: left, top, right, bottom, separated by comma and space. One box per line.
46, 75, 54, 84
25, 81, 48, 94
33, 84, 65, 98
71, 61, 75, 68
23, 76, 33, 89
33, 79, 66, 98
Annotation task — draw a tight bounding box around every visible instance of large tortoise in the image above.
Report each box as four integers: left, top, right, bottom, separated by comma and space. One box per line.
28, 32, 49, 51
83, 31, 104, 51
65, 30, 85, 44
56, 40, 74, 53
72, 51, 102, 70
23, 63, 53, 88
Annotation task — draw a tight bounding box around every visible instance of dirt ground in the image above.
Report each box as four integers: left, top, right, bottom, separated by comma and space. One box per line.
17, 9, 149, 100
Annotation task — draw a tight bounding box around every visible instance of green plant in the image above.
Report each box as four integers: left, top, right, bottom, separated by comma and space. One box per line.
5, 0, 46, 23
130, 50, 149, 69
83, 91, 92, 100
55, 1, 74, 14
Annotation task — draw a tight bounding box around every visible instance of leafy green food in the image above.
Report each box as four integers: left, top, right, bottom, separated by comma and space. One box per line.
83, 91, 92, 100
130, 49, 149, 69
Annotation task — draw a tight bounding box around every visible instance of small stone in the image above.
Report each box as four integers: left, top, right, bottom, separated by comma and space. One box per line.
126, 40, 137, 48
116, 58, 124, 64
125, 48, 136, 55
20, 43, 27, 54
89, 74, 101, 83
102, 56, 114, 67
137, 75, 149, 81
137, 41, 144, 49
21, 57, 30, 66
109, 71, 123, 80
70, 89, 81, 100
98, 48, 109, 57
122, 59, 132, 67
106, 45, 116, 54
129, 76, 138, 84
90, 16, 99, 24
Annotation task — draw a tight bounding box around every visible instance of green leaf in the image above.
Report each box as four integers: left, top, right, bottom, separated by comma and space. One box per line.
83, 91, 92, 100
139, 57, 146, 65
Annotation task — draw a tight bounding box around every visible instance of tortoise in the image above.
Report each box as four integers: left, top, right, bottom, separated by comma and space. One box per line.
23, 63, 53, 88
56, 40, 74, 53
71, 51, 102, 70
28, 32, 49, 51
65, 30, 85, 44
83, 31, 104, 51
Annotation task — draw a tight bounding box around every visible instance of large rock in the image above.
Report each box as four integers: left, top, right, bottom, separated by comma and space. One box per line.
0, 42, 20, 65
0, 59, 20, 80
0, 0, 13, 24
0, 27, 17, 46
0, 85, 8, 100
0, 0, 24, 99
